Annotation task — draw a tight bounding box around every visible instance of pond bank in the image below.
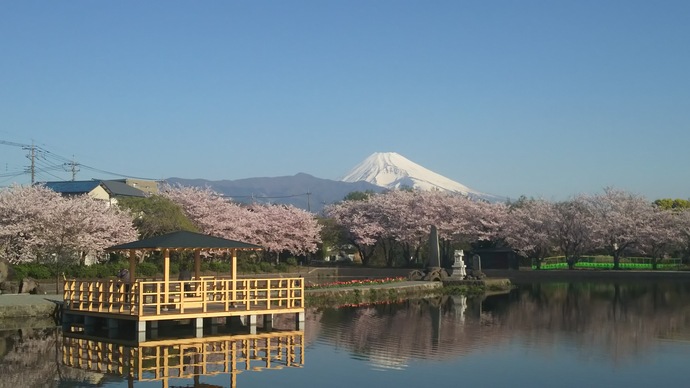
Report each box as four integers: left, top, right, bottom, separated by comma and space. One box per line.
0, 278, 512, 323
484, 269, 690, 283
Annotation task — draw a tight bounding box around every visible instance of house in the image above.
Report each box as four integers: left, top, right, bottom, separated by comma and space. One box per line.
110, 178, 159, 195
41, 179, 147, 206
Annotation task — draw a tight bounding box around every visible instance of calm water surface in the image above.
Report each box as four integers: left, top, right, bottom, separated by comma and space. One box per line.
2, 280, 690, 388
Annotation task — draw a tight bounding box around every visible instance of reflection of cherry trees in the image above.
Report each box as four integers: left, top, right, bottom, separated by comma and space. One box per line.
305, 282, 690, 366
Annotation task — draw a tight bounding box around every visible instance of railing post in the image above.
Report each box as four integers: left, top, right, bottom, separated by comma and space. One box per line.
267, 280, 272, 310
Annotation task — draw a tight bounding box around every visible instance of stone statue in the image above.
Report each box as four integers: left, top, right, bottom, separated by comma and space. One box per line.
452, 249, 467, 278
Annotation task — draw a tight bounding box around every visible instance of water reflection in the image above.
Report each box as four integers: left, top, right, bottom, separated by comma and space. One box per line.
2, 281, 690, 387
305, 281, 690, 367
60, 329, 304, 387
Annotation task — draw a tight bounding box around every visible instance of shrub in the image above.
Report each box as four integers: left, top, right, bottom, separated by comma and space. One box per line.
208, 261, 231, 273
259, 262, 274, 273
237, 260, 261, 273
13, 263, 53, 280
137, 262, 158, 277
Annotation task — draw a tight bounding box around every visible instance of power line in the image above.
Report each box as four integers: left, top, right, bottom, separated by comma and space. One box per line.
2, 138, 160, 183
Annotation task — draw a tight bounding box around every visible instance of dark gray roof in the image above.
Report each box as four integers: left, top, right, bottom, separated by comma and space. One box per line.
40, 180, 146, 198
106, 231, 263, 251
101, 180, 146, 197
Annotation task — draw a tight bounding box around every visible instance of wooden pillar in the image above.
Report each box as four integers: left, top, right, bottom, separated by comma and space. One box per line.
194, 249, 201, 279
231, 249, 237, 302
128, 250, 136, 303
163, 249, 170, 304
128, 250, 136, 284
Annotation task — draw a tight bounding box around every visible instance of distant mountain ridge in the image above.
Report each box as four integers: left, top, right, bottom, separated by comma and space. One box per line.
165, 173, 384, 213
166, 152, 503, 213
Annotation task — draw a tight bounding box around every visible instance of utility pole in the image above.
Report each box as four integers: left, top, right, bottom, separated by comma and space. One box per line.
25, 141, 36, 184
0, 139, 36, 183
306, 191, 311, 212
64, 157, 80, 181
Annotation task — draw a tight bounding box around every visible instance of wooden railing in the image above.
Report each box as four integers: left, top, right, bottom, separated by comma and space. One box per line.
63, 277, 304, 317
61, 330, 305, 382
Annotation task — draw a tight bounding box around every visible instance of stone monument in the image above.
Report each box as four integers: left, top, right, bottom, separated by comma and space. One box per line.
469, 254, 486, 279
407, 225, 449, 281
451, 249, 467, 278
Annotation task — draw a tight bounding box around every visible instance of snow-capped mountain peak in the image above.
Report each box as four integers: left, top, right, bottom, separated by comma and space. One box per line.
340, 152, 484, 197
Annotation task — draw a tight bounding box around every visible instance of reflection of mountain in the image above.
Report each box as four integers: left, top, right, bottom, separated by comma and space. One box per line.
304, 282, 690, 368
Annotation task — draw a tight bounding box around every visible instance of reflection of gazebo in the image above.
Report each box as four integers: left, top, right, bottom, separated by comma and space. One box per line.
61, 329, 305, 388
62, 231, 305, 341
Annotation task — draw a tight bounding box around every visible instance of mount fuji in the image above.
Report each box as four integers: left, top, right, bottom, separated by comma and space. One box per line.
166, 152, 502, 214
341, 152, 497, 200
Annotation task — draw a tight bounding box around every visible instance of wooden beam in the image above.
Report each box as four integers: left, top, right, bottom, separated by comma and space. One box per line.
194, 250, 201, 280
128, 250, 136, 284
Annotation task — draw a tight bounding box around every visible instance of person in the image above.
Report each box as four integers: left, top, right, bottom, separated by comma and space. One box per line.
117, 268, 131, 302
178, 267, 193, 296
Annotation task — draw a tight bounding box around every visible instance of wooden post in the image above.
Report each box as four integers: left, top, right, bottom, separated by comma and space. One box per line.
231, 249, 237, 303
163, 249, 170, 305
194, 249, 201, 299
129, 250, 136, 304
194, 249, 201, 279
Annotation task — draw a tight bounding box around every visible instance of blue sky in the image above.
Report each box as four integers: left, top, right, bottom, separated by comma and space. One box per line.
1, 1, 688, 201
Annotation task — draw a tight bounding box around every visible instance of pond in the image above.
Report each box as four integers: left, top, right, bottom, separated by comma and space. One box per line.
2, 280, 690, 387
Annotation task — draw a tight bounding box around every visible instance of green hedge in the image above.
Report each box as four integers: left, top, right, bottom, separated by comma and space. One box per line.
533, 262, 683, 270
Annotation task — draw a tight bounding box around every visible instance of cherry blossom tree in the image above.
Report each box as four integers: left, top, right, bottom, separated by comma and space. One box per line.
586, 188, 654, 270
503, 198, 557, 269
160, 184, 252, 240
247, 203, 321, 262
326, 189, 508, 267
162, 184, 322, 260
0, 184, 59, 263
0, 184, 138, 292
324, 197, 384, 266
0, 184, 137, 267
552, 196, 595, 269
636, 207, 684, 269
674, 209, 690, 263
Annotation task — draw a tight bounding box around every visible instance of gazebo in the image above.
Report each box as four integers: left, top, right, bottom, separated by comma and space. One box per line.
62, 231, 305, 340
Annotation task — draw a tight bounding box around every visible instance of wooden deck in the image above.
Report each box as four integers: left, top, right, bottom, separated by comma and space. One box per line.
62, 277, 304, 340
63, 276, 305, 321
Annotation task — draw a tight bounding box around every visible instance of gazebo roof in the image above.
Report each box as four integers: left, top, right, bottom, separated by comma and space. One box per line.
106, 231, 263, 251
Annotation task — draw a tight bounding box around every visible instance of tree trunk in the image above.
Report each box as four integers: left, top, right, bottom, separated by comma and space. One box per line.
613, 252, 620, 270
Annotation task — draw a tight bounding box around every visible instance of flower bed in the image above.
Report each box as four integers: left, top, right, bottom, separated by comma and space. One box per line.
306, 276, 406, 290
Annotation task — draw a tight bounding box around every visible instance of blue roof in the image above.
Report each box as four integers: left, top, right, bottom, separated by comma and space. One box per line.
42, 180, 101, 194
